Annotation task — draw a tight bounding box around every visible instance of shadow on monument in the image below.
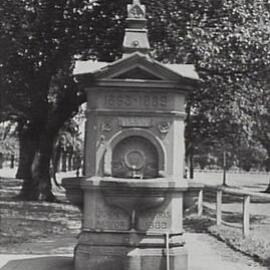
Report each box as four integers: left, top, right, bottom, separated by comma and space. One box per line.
0, 256, 73, 270
263, 257, 270, 270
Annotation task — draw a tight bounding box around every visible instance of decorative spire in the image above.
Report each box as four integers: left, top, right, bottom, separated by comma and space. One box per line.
122, 0, 151, 56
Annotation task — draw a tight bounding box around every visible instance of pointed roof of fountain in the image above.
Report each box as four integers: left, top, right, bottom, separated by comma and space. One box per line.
122, 0, 151, 56
73, 0, 199, 86
74, 52, 199, 81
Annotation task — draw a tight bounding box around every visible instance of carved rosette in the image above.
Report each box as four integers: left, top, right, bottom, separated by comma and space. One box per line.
100, 122, 113, 132
157, 121, 171, 134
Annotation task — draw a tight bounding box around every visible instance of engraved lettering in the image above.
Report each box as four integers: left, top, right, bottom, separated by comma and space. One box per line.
119, 117, 151, 127
160, 96, 167, 107
144, 95, 150, 106
104, 93, 168, 109
152, 96, 158, 107
125, 95, 132, 106
145, 221, 168, 230
107, 94, 115, 106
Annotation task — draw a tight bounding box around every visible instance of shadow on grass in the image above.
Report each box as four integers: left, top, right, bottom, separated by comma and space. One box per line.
0, 256, 73, 270
184, 206, 216, 233
0, 176, 81, 253
222, 211, 266, 225
204, 190, 243, 203
185, 204, 269, 232
204, 189, 270, 204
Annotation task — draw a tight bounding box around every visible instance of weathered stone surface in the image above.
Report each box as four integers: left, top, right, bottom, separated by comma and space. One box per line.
74, 245, 188, 270
62, 2, 198, 270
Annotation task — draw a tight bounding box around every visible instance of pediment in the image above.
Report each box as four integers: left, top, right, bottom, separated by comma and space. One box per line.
93, 52, 189, 81
74, 52, 199, 85
111, 66, 162, 80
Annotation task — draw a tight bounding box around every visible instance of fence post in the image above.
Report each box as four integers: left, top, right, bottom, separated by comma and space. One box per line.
198, 189, 203, 216
243, 195, 250, 237
216, 190, 222, 226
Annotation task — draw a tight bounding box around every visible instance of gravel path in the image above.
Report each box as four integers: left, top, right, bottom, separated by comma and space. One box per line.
187, 233, 269, 270
1, 233, 268, 270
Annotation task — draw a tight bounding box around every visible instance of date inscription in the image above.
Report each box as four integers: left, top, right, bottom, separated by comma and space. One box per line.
144, 221, 168, 230
139, 211, 171, 231
104, 93, 168, 109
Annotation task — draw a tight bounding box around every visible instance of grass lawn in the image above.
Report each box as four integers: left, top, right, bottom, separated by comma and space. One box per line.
184, 173, 270, 267
0, 171, 81, 254
194, 170, 270, 192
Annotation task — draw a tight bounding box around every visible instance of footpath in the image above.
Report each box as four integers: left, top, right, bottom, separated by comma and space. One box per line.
0, 232, 268, 270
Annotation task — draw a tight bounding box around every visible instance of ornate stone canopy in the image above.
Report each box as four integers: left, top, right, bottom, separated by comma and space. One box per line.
123, 0, 151, 55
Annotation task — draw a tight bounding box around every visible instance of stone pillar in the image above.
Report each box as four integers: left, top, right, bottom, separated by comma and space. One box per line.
62, 2, 198, 270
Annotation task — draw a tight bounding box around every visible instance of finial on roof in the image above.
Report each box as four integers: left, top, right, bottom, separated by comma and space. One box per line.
122, 0, 151, 56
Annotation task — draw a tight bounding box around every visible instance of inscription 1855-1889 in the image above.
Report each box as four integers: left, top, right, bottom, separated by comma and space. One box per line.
104, 93, 168, 109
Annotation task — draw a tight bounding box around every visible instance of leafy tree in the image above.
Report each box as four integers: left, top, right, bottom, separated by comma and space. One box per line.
89, 0, 270, 176
2, 0, 270, 200
237, 144, 267, 171
191, 2, 270, 143
0, 0, 96, 200
187, 1, 270, 188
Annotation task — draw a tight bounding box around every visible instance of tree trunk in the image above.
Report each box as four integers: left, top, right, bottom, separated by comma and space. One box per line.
16, 125, 39, 200
68, 151, 73, 171
0, 153, 3, 169
264, 157, 270, 193
265, 177, 270, 193
31, 131, 57, 201
10, 154, 15, 169
61, 151, 67, 172
263, 149, 270, 193
189, 148, 194, 179
52, 144, 61, 173
14, 68, 83, 201
16, 122, 58, 201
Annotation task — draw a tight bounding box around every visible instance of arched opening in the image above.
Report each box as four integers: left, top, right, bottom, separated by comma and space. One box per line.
111, 136, 159, 179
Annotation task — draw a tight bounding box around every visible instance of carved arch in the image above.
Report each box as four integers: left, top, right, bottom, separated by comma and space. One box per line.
103, 129, 166, 176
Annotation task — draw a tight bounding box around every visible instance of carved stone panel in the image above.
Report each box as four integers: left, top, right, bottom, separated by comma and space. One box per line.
112, 136, 159, 179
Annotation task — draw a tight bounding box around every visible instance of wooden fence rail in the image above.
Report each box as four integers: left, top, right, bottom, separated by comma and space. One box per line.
195, 185, 270, 237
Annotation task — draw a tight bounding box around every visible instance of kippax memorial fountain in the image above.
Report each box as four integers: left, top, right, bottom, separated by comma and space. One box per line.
62, 1, 199, 270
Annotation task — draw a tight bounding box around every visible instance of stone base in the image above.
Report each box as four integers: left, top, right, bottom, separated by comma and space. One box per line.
74, 231, 188, 270
75, 245, 188, 270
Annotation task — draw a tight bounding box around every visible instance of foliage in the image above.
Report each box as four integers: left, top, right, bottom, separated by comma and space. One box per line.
185, 1, 270, 162
54, 108, 84, 161
193, 140, 268, 171
236, 143, 267, 171
1, 0, 270, 199
0, 121, 18, 155
0, 0, 96, 122
0, 0, 97, 200
87, 0, 270, 165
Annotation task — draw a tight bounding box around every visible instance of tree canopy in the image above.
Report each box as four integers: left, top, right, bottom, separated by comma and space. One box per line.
0, 0, 96, 200
1, 0, 270, 199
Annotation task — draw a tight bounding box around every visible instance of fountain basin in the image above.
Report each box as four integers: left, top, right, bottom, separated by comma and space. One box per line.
62, 176, 188, 212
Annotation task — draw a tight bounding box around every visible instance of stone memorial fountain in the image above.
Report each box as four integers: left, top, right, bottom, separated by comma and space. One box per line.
62, 1, 199, 270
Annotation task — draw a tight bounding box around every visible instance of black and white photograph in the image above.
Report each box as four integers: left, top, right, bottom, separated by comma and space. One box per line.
0, 0, 270, 269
